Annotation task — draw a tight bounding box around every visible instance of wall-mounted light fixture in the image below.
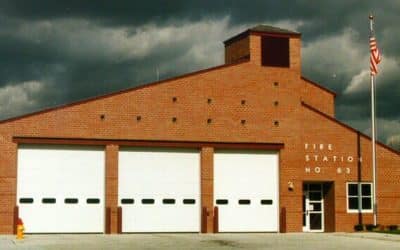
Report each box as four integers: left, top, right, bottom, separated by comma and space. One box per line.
288, 181, 294, 191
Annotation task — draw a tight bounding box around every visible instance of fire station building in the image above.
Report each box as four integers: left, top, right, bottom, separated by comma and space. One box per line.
0, 25, 399, 234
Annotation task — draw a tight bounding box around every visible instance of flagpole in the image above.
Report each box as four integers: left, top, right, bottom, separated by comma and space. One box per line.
369, 14, 378, 226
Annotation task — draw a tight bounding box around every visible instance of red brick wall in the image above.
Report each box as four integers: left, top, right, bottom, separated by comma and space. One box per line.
292, 105, 400, 232
225, 36, 250, 64
0, 132, 16, 234
0, 31, 398, 234
301, 78, 335, 117
227, 33, 301, 73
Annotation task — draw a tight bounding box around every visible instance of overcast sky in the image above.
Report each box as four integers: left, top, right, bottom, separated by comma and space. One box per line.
0, 1, 399, 149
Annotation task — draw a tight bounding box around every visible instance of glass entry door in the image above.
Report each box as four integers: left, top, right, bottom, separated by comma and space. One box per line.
302, 183, 324, 232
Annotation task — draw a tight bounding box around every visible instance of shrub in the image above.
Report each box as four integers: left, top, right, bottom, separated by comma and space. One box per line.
354, 224, 364, 231
388, 225, 398, 231
365, 224, 380, 231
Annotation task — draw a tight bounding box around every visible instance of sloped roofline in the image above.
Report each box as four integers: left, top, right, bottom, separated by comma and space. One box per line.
301, 76, 336, 97
302, 101, 400, 156
0, 60, 249, 125
224, 27, 301, 46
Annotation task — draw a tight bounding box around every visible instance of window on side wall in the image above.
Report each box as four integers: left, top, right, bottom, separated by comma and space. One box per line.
346, 182, 372, 213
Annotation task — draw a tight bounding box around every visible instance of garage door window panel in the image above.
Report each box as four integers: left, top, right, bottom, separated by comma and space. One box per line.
216, 199, 229, 205
162, 199, 176, 205
183, 199, 196, 205
86, 198, 100, 204
261, 199, 273, 205
20, 198, 34, 204
142, 199, 155, 204
64, 198, 78, 204
42, 198, 56, 204
238, 199, 251, 205
121, 199, 134, 204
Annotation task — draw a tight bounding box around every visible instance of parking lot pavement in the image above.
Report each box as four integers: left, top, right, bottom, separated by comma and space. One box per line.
0, 233, 399, 250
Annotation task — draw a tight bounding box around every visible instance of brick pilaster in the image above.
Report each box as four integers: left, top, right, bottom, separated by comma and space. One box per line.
201, 147, 214, 233
105, 144, 119, 233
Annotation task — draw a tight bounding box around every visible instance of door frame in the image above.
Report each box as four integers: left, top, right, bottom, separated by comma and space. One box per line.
302, 183, 324, 232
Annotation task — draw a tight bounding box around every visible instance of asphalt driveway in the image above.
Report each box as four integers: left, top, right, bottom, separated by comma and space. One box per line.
1, 233, 399, 250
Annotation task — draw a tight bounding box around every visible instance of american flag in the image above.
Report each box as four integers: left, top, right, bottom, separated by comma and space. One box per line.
370, 36, 382, 75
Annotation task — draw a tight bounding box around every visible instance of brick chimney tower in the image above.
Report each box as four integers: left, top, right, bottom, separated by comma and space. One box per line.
224, 25, 301, 72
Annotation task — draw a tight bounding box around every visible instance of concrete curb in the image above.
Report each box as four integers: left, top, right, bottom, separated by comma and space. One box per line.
335, 232, 400, 242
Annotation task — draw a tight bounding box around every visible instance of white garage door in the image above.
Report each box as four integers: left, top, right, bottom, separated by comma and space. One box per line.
17, 145, 105, 233
214, 150, 279, 232
118, 148, 200, 232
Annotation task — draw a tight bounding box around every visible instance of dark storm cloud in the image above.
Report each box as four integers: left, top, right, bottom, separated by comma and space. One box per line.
0, 1, 303, 23
0, 1, 399, 149
1, 0, 394, 46
0, 1, 382, 34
